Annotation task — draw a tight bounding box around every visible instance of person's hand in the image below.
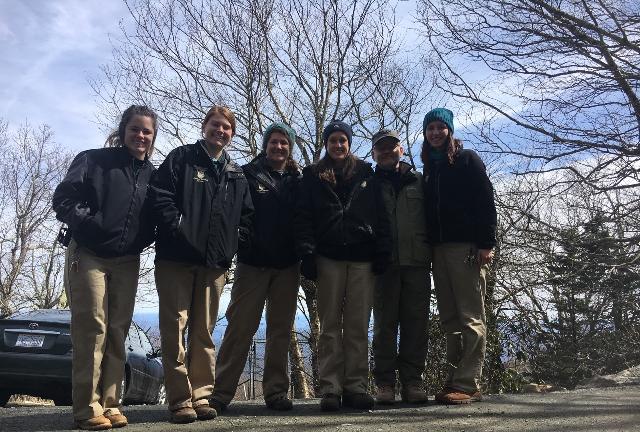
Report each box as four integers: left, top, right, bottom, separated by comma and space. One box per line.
301, 254, 318, 281
477, 248, 494, 266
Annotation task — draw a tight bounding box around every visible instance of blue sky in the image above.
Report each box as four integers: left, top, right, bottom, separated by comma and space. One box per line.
0, 0, 131, 151
0, 0, 419, 154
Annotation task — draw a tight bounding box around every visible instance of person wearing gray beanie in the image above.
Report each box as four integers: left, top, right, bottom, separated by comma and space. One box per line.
212, 121, 302, 413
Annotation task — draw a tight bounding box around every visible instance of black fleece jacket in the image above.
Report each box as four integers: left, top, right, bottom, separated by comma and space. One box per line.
238, 155, 301, 269
52, 147, 156, 258
424, 149, 497, 249
150, 142, 253, 269
295, 159, 392, 262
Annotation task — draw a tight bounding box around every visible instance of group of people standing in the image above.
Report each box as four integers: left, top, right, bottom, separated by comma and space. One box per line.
52, 104, 496, 430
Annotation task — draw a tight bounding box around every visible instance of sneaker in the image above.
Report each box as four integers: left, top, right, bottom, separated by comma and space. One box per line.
435, 388, 482, 405
375, 384, 395, 404
266, 395, 293, 411
170, 407, 197, 423
320, 394, 341, 411
401, 382, 428, 404
342, 393, 374, 410
74, 415, 113, 430
194, 404, 218, 420
104, 413, 128, 428
208, 398, 228, 414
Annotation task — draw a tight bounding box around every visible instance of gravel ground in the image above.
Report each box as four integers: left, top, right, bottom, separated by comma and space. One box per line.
1, 386, 638, 432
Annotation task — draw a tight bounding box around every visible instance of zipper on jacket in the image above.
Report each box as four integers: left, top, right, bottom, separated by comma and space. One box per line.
118, 160, 142, 252
436, 169, 443, 242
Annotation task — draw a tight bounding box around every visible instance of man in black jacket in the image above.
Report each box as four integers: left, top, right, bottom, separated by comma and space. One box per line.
211, 122, 301, 412
150, 106, 253, 423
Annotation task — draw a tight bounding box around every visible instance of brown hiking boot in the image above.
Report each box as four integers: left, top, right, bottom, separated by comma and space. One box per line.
435, 388, 482, 405
170, 407, 197, 423
104, 413, 128, 428
375, 384, 395, 404
401, 382, 428, 404
74, 415, 113, 430
194, 404, 217, 420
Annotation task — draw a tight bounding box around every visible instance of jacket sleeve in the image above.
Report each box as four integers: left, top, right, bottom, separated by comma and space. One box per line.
468, 151, 497, 249
238, 179, 254, 249
294, 171, 316, 257
149, 149, 182, 234
372, 176, 393, 257
52, 151, 94, 231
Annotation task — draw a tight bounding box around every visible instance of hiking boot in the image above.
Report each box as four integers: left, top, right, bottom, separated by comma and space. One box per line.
435, 388, 482, 405
401, 382, 428, 404
342, 393, 374, 410
170, 407, 197, 423
208, 398, 228, 414
74, 415, 113, 430
320, 394, 341, 411
375, 384, 395, 404
104, 413, 128, 428
266, 394, 293, 411
194, 404, 218, 420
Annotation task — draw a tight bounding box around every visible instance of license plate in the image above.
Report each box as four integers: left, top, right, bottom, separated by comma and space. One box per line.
15, 334, 45, 348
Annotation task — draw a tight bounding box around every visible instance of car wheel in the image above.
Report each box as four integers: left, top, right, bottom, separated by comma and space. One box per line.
155, 384, 166, 405
52, 393, 72, 406
0, 391, 12, 407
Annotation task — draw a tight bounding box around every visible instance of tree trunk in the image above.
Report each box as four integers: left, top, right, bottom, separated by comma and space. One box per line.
301, 278, 321, 395
289, 327, 310, 399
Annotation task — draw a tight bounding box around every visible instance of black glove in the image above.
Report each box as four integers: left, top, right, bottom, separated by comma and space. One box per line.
300, 254, 318, 281
372, 253, 391, 276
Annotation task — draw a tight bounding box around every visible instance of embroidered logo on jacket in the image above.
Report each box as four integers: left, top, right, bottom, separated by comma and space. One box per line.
194, 169, 208, 182
256, 184, 268, 193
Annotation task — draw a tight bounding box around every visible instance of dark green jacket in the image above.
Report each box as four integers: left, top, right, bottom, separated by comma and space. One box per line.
374, 162, 430, 267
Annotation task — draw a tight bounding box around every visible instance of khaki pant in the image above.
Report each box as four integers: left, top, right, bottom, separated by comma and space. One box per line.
316, 255, 374, 396
155, 259, 226, 411
432, 243, 487, 392
213, 263, 300, 404
66, 240, 140, 421
373, 265, 430, 386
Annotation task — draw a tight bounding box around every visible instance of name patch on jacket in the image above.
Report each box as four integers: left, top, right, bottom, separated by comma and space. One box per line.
193, 166, 208, 182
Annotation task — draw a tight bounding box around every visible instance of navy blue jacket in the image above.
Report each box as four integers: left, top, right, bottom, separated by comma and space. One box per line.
150, 142, 253, 269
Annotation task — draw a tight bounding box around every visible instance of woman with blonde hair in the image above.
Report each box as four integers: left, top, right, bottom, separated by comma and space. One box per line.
151, 105, 253, 423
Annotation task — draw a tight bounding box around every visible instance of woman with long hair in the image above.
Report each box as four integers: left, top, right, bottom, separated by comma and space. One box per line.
295, 120, 391, 411
53, 105, 158, 430
421, 108, 497, 404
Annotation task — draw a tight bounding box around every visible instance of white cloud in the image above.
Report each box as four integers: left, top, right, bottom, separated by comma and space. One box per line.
0, 0, 130, 151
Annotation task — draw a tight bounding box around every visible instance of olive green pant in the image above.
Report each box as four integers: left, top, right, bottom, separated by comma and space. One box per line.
213, 263, 300, 404
432, 243, 487, 393
373, 265, 430, 387
316, 255, 375, 396
155, 260, 226, 411
66, 240, 140, 421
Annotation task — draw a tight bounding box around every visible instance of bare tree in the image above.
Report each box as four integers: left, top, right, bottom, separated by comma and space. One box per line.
0, 122, 72, 317
93, 0, 428, 397
416, 0, 640, 208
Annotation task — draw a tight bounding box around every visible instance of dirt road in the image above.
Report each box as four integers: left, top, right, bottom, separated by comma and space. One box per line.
1, 386, 638, 431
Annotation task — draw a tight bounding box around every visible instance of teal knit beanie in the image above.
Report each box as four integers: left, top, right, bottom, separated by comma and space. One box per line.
422, 108, 454, 137
263, 122, 296, 150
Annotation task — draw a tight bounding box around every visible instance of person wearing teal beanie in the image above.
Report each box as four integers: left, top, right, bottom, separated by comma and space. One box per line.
421, 107, 497, 405
212, 121, 302, 413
